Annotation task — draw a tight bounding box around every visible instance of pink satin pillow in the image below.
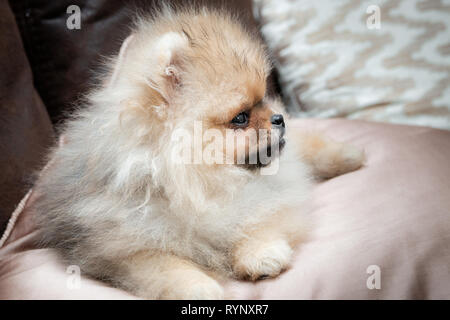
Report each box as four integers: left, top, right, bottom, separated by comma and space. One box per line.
1, 119, 449, 299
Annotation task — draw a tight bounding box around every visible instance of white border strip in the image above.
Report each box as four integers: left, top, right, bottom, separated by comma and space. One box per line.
0, 189, 33, 248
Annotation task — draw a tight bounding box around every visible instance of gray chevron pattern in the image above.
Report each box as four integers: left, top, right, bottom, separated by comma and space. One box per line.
254, 0, 450, 129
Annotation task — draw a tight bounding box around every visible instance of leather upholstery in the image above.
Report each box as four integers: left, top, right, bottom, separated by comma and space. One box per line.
0, 0, 53, 234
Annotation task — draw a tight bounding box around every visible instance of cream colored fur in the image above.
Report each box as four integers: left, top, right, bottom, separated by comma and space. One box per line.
33, 7, 364, 299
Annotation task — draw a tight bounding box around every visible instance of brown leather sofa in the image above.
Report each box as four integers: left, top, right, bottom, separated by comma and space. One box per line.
0, 0, 272, 235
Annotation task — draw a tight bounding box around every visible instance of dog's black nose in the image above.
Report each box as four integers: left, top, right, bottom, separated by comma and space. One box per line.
271, 114, 285, 128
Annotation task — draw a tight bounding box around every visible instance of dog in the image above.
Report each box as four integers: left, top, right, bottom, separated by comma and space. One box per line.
33, 6, 364, 299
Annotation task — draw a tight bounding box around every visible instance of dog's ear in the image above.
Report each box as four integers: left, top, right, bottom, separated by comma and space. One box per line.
153, 32, 189, 94
108, 34, 135, 88
107, 31, 189, 114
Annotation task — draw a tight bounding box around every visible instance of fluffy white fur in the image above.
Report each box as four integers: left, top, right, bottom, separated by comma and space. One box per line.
33, 7, 363, 299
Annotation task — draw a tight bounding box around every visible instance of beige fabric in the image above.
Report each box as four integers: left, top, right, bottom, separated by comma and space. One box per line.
1, 119, 450, 299
254, 0, 450, 130
0, 190, 31, 248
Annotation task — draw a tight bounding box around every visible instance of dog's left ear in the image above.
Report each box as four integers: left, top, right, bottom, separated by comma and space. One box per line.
107, 31, 188, 115
108, 34, 135, 88
154, 32, 189, 94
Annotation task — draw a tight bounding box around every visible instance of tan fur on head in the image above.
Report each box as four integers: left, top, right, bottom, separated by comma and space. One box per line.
93, 6, 278, 213
32, 6, 363, 299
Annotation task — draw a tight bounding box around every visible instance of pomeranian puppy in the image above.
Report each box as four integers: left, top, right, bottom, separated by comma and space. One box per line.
33, 7, 364, 299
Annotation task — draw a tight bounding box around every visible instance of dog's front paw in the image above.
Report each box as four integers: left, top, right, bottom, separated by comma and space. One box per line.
160, 278, 225, 300
184, 278, 225, 300
233, 239, 293, 281
155, 270, 225, 300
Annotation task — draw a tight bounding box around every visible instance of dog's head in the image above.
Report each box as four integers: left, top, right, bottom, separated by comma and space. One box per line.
106, 8, 286, 169
97, 8, 287, 211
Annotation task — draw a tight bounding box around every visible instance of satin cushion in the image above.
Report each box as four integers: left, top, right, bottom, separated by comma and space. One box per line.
1, 119, 449, 299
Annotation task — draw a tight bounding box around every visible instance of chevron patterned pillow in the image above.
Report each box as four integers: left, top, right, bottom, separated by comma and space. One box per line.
254, 0, 450, 130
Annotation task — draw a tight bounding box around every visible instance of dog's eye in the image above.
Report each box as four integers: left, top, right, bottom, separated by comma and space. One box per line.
231, 112, 249, 126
